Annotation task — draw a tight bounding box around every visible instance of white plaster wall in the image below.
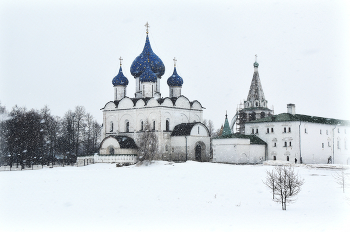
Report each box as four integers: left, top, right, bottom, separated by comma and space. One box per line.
190, 124, 209, 136
118, 98, 133, 109
212, 138, 265, 164
175, 97, 190, 109
114, 86, 126, 101
169, 87, 181, 98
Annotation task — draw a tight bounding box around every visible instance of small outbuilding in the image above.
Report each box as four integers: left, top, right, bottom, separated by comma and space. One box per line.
212, 114, 267, 164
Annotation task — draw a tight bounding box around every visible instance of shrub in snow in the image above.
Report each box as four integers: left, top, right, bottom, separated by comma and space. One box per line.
332, 166, 350, 193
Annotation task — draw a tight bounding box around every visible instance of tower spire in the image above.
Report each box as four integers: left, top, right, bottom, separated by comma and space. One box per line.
253, 54, 259, 69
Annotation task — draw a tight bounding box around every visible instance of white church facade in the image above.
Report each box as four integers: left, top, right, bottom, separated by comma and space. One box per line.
93, 25, 210, 164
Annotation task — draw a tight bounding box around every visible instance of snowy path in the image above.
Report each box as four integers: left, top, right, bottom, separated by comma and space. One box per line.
1, 161, 349, 232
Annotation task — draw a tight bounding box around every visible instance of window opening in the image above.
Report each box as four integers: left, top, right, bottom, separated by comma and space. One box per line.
166, 120, 170, 131
126, 121, 129, 132
110, 122, 113, 132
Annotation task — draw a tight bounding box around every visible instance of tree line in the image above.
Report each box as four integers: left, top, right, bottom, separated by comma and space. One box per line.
0, 102, 102, 167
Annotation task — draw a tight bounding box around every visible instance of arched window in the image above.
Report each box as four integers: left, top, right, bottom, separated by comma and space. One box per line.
153, 121, 156, 131
284, 141, 287, 147
126, 121, 129, 132
255, 102, 259, 107
110, 121, 113, 132
260, 112, 265, 119
109, 147, 114, 155
141, 121, 144, 131
287, 156, 289, 161
249, 112, 256, 121
166, 120, 170, 131
273, 156, 276, 160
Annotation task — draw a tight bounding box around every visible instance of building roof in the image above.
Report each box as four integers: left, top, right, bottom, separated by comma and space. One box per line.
247, 70, 265, 103
171, 122, 208, 136
100, 135, 138, 149
167, 67, 183, 87
222, 113, 231, 137
130, 34, 165, 78
139, 61, 157, 83
112, 66, 129, 86
240, 107, 272, 112
247, 113, 350, 126
107, 96, 203, 108
216, 133, 267, 145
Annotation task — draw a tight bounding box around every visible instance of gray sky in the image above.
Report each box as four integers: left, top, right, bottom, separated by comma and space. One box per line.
1, 0, 349, 129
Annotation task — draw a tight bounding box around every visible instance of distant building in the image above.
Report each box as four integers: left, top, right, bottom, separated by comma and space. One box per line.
245, 104, 350, 164
226, 57, 350, 165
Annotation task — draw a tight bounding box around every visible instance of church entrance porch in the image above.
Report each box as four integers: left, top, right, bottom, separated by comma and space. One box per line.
195, 144, 201, 161
194, 141, 206, 162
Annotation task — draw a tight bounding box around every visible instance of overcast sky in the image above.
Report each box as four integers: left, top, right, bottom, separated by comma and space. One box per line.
1, 0, 349, 129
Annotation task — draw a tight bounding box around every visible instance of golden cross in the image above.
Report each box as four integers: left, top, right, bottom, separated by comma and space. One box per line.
119, 56, 123, 66
173, 57, 177, 67
255, 54, 258, 62
145, 22, 150, 34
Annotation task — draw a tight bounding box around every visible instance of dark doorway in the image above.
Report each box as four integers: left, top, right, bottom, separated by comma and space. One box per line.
195, 144, 201, 162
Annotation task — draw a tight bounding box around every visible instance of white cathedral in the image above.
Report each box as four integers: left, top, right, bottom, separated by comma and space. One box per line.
95, 25, 210, 164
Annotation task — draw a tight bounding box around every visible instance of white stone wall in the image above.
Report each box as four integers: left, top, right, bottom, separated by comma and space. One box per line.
114, 86, 126, 100
94, 154, 137, 164
212, 138, 266, 164
245, 121, 350, 164
169, 87, 181, 98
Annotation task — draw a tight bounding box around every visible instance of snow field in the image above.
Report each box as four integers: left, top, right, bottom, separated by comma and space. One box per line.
0, 161, 349, 232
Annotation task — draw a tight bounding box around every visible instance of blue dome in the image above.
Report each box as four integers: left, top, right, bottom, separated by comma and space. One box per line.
139, 61, 157, 83
167, 67, 183, 87
112, 66, 129, 86
130, 35, 165, 78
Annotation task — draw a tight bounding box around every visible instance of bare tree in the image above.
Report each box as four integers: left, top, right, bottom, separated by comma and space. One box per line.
333, 167, 349, 193
263, 165, 304, 210
137, 120, 158, 164
263, 169, 276, 199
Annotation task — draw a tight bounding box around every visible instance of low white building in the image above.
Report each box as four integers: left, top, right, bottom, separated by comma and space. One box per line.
245, 104, 350, 164
212, 114, 266, 164
212, 134, 266, 164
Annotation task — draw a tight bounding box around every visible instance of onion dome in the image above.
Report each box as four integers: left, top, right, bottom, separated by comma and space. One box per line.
112, 66, 129, 86
130, 35, 165, 78
139, 61, 157, 82
167, 67, 183, 87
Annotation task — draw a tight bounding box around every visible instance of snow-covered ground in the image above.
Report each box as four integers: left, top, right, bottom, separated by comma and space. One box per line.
1, 161, 349, 232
